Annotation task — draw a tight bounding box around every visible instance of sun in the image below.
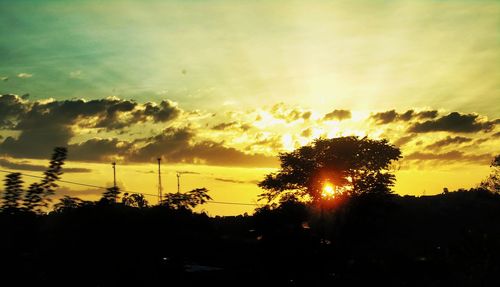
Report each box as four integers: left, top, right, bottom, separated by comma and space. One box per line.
321, 182, 336, 199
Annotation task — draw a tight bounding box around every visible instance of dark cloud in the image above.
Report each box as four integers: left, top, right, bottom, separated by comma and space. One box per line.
0, 125, 73, 159
408, 112, 496, 133
212, 120, 252, 131
416, 110, 438, 119
405, 151, 492, 164
212, 121, 239, 130
0, 94, 29, 128
213, 177, 259, 184
323, 109, 351, 121
301, 128, 312, 138
0, 158, 90, 173
68, 138, 132, 162
0, 96, 181, 159
371, 110, 398, 124
129, 127, 277, 167
371, 109, 439, 124
425, 136, 472, 150
393, 134, 417, 147
301, 111, 312, 120
133, 100, 180, 123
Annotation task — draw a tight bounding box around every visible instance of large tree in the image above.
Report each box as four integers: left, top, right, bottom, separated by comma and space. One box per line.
259, 136, 402, 202
480, 154, 499, 193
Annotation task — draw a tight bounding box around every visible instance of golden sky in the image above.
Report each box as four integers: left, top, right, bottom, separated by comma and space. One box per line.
0, 0, 499, 215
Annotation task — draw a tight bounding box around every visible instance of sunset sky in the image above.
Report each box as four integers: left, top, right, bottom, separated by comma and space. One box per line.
0, 0, 499, 215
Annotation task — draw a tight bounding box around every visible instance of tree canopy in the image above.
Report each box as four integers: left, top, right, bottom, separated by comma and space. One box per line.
258, 136, 402, 202
480, 154, 499, 193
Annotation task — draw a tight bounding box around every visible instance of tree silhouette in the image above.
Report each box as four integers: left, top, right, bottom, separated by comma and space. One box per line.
100, 186, 121, 204
161, 187, 211, 210
23, 147, 67, 213
122, 192, 149, 208
39, 147, 67, 200
480, 154, 499, 193
23, 182, 45, 212
259, 136, 402, 202
53, 195, 87, 212
1, 172, 23, 213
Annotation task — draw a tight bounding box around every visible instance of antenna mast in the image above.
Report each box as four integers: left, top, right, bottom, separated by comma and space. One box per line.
157, 158, 163, 204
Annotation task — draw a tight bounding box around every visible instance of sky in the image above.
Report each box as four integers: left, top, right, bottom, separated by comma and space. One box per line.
0, 0, 499, 215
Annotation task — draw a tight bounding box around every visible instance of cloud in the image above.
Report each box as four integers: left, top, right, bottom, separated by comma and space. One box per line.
371, 110, 398, 124
0, 94, 29, 129
408, 112, 496, 133
0, 96, 182, 159
300, 128, 312, 138
129, 127, 278, 167
405, 151, 493, 165
68, 138, 132, 162
212, 121, 238, 130
371, 109, 438, 124
213, 177, 259, 184
425, 136, 472, 150
393, 134, 417, 147
270, 103, 311, 122
323, 109, 351, 121
212, 121, 251, 131
134, 100, 181, 123
0, 158, 91, 173
17, 73, 33, 79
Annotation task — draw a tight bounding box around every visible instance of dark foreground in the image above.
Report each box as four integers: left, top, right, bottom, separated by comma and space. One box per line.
2, 190, 500, 287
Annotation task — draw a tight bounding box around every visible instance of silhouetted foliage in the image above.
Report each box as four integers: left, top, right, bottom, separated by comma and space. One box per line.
162, 188, 212, 210
53, 195, 88, 212
122, 192, 149, 208
22, 147, 67, 213
480, 154, 499, 193
23, 182, 45, 213
100, 186, 120, 204
40, 147, 67, 198
1, 172, 23, 212
259, 136, 402, 202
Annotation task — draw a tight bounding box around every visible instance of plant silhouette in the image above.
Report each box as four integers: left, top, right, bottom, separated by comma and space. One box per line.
259, 136, 402, 202
122, 192, 149, 208
1, 147, 68, 213
100, 186, 120, 204
1, 172, 23, 213
162, 187, 212, 210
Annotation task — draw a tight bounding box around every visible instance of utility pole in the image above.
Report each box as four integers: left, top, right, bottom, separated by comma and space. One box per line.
112, 161, 117, 203
157, 158, 163, 204
176, 172, 181, 193
112, 162, 117, 188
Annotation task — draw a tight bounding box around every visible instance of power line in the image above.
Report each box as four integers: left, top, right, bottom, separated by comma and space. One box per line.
0, 169, 260, 207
